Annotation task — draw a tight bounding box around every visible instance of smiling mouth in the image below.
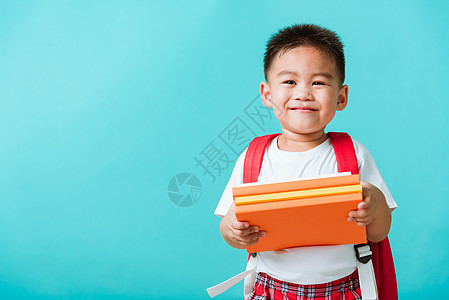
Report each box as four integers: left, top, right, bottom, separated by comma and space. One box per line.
290, 108, 317, 112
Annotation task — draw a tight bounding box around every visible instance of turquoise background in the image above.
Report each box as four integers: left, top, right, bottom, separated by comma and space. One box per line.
1, 0, 448, 299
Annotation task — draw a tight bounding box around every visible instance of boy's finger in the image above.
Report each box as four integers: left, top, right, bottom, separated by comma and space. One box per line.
242, 231, 266, 246
348, 209, 368, 219
232, 231, 258, 246
348, 210, 359, 218
231, 224, 259, 237
357, 209, 369, 218
242, 226, 261, 237
356, 221, 367, 227
356, 216, 372, 227
355, 214, 369, 222
358, 201, 370, 209
231, 220, 250, 230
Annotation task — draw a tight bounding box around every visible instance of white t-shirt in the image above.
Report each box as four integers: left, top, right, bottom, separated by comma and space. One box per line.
214, 135, 397, 284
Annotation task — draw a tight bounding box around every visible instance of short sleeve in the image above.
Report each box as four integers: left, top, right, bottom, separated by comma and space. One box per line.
354, 139, 398, 211
214, 149, 247, 218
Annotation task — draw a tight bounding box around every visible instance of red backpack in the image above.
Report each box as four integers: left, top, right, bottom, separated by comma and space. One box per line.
243, 132, 398, 300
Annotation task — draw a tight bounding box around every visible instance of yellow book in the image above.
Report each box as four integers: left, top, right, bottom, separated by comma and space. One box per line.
234, 184, 362, 206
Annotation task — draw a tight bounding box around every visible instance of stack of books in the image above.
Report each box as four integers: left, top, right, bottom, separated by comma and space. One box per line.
233, 173, 367, 253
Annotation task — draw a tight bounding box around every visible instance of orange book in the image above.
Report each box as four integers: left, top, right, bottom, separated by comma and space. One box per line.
233, 174, 366, 253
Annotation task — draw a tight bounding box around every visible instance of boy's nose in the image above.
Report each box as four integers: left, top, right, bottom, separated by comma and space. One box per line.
293, 85, 313, 101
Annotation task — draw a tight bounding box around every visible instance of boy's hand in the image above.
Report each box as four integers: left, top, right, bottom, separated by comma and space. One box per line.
347, 181, 380, 227
220, 203, 266, 249
348, 181, 392, 242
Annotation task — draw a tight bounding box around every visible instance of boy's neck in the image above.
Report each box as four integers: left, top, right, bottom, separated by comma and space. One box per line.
277, 131, 328, 152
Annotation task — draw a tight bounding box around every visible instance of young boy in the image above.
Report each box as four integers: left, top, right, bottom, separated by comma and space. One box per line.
214, 24, 397, 299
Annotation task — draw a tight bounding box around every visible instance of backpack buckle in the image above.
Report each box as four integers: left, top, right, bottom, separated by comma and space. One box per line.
354, 243, 372, 264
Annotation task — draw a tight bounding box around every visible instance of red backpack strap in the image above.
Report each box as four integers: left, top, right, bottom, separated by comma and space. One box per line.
243, 133, 281, 184
243, 134, 281, 264
329, 132, 398, 300
328, 132, 359, 175
371, 238, 398, 300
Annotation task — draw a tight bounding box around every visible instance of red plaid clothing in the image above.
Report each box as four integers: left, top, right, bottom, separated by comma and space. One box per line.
249, 271, 361, 300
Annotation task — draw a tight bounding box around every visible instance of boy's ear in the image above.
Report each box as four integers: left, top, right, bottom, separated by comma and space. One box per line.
336, 84, 349, 111
260, 81, 273, 108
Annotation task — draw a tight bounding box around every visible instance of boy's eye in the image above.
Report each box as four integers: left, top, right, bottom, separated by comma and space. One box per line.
312, 81, 325, 86
284, 80, 296, 85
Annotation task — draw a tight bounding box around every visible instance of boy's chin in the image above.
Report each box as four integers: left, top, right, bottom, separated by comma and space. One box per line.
279, 131, 328, 142
282, 128, 327, 136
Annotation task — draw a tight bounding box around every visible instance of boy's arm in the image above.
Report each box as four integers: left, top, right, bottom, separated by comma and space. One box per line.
348, 181, 392, 243
220, 203, 266, 249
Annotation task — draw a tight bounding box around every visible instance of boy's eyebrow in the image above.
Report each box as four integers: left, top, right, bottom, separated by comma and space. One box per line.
275, 70, 335, 81
275, 70, 298, 77
312, 72, 334, 80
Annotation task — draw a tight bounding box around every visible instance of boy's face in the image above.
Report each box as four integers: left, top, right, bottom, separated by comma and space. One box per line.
261, 46, 348, 138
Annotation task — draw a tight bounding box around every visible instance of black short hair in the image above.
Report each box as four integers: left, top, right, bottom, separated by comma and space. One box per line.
264, 24, 345, 85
